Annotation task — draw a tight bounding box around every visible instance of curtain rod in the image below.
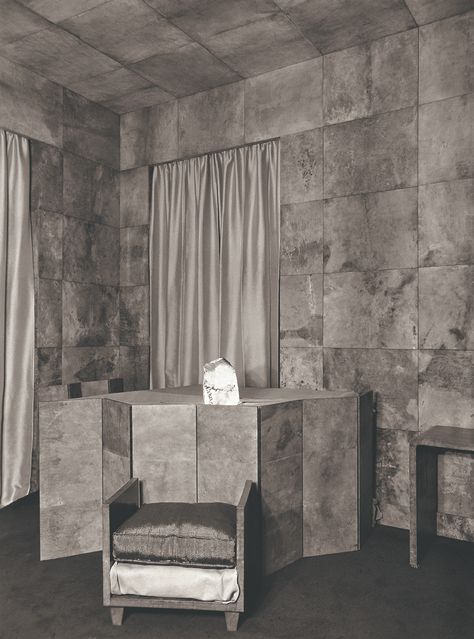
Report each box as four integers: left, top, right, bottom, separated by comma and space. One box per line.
153, 136, 280, 167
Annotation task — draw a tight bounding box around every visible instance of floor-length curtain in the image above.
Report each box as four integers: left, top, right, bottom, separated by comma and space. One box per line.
0, 130, 34, 508
150, 140, 279, 389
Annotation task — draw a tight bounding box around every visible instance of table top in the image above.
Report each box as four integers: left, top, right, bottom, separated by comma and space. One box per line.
414, 426, 474, 452
71, 385, 359, 406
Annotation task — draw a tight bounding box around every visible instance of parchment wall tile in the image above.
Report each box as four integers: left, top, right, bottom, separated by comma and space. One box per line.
92, 163, 119, 227
405, 0, 473, 25
323, 44, 370, 125
0, 25, 120, 86
0, 56, 63, 147
419, 94, 473, 184
62, 282, 119, 347
119, 346, 150, 391
150, 0, 278, 41
130, 42, 239, 97
324, 270, 418, 349
36, 347, 62, 387
120, 100, 178, 170
37, 385, 68, 402
280, 347, 323, 389
419, 266, 474, 350
178, 82, 244, 157
34, 211, 63, 281
62, 217, 94, 284
120, 166, 150, 227
280, 201, 323, 275
245, 58, 323, 142
324, 188, 418, 272
31, 141, 63, 213
16, 0, 110, 23
62, 346, 119, 383
63, 152, 93, 221
63, 90, 120, 169
65, 67, 151, 105
324, 107, 417, 197
94, 224, 120, 287
280, 275, 322, 347
437, 513, 474, 542
103, 86, 173, 114
419, 350, 474, 430
419, 12, 474, 104
66, 156, 119, 226
62, 346, 120, 383
36, 279, 62, 347
324, 348, 418, 431
280, 128, 323, 205
205, 13, 318, 78
63, 217, 120, 286
0, 0, 49, 47
323, 30, 418, 125
120, 226, 149, 286
120, 286, 149, 345
418, 180, 474, 266
60, 0, 190, 65
282, 0, 415, 54
370, 29, 418, 115
419, 179, 474, 267
438, 452, 474, 516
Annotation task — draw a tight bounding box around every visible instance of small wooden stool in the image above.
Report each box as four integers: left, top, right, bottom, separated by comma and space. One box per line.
409, 426, 474, 568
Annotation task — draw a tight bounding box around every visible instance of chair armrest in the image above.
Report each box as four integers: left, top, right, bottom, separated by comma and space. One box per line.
102, 478, 140, 605
235, 480, 260, 612
237, 480, 253, 511
104, 478, 140, 507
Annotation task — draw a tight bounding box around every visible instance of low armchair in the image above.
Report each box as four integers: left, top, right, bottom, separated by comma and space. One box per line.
102, 477, 259, 632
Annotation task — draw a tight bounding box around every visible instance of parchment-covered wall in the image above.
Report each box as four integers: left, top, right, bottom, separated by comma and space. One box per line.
119, 11, 474, 538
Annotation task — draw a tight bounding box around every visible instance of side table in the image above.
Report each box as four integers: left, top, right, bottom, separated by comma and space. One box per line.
410, 426, 474, 567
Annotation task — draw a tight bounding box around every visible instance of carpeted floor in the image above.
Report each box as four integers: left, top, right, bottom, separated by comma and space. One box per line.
1, 493, 473, 639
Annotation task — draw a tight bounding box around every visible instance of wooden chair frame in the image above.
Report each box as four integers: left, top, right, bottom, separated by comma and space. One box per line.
103, 478, 259, 632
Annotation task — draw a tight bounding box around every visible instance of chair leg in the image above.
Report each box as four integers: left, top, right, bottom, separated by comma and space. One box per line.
110, 607, 124, 625
225, 612, 240, 632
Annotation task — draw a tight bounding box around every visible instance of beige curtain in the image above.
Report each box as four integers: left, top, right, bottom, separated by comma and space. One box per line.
0, 130, 34, 508
150, 140, 280, 389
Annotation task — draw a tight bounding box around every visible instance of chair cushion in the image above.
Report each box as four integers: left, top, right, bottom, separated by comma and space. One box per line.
112, 502, 236, 568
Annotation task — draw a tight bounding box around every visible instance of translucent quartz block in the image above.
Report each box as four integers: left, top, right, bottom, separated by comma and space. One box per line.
202, 358, 240, 405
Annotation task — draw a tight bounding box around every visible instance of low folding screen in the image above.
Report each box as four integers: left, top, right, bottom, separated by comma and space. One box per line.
0, 130, 34, 508
150, 139, 280, 388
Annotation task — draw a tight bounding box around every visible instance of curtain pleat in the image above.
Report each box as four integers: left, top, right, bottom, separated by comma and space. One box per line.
0, 129, 34, 508
150, 140, 280, 389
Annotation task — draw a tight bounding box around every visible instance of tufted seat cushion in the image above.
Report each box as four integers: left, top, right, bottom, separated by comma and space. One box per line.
112, 502, 236, 568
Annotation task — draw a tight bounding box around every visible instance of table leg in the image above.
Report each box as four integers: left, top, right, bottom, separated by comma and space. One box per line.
410, 444, 438, 567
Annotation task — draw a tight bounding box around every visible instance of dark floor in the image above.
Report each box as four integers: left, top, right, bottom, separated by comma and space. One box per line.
1, 495, 474, 639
